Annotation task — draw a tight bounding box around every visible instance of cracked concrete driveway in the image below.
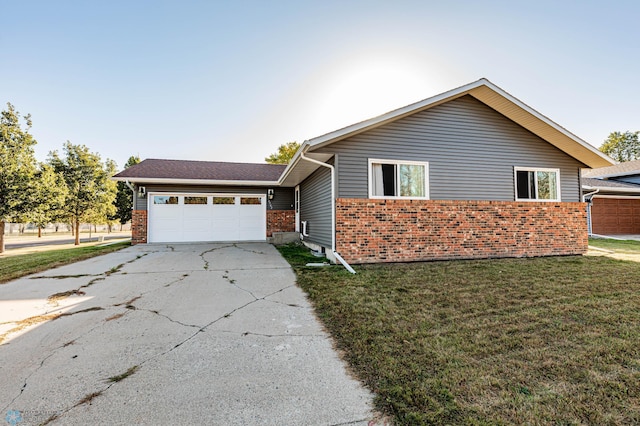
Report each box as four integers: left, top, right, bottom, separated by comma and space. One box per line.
0, 243, 375, 425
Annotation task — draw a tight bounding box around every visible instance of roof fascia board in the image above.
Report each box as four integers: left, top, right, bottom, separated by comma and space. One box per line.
469, 81, 612, 167
111, 177, 279, 186
582, 185, 640, 193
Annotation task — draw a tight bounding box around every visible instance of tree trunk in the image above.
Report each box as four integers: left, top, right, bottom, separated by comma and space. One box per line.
75, 220, 80, 246
70, 223, 74, 236
0, 221, 5, 254
120, 223, 123, 232
38, 227, 42, 238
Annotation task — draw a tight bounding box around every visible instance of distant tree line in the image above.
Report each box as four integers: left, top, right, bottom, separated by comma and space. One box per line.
0, 102, 138, 253
600, 131, 640, 163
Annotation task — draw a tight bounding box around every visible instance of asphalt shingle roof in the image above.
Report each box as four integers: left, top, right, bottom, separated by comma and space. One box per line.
113, 159, 286, 182
583, 159, 640, 178
581, 177, 640, 190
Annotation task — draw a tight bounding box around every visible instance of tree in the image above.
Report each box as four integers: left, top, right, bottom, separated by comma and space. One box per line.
112, 155, 140, 230
0, 103, 38, 253
48, 142, 117, 245
600, 131, 640, 162
265, 141, 300, 164
27, 164, 68, 237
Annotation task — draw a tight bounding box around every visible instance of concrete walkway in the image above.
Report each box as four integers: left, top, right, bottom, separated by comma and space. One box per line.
0, 243, 375, 425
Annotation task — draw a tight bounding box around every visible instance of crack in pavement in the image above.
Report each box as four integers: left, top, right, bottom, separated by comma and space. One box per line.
199, 245, 234, 270
0, 256, 187, 415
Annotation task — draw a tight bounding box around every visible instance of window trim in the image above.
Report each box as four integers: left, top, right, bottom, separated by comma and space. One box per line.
513, 167, 561, 202
368, 158, 430, 199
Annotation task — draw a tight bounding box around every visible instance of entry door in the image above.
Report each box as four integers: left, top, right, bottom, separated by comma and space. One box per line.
294, 185, 300, 232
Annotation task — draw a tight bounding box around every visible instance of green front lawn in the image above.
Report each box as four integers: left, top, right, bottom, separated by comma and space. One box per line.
589, 236, 640, 253
279, 244, 640, 425
0, 242, 130, 283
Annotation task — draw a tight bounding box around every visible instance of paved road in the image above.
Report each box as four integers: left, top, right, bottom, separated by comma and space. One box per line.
4, 234, 130, 250
0, 243, 375, 425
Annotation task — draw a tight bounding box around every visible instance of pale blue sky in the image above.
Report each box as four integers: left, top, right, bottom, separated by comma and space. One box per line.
2, 0, 638, 170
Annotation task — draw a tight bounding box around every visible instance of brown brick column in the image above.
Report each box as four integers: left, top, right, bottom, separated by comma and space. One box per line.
131, 210, 147, 244
266, 210, 295, 237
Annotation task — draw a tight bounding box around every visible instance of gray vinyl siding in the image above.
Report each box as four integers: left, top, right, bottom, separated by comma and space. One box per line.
317, 95, 585, 202
300, 166, 332, 249
133, 185, 293, 211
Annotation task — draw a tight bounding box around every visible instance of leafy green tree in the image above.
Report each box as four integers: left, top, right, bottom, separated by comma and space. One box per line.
600, 131, 640, 162
265, 141, 300, 164
28, 164, 68, 237
0, 103, 38, 253
48, 142, 117, 245
112, 155, 140, 230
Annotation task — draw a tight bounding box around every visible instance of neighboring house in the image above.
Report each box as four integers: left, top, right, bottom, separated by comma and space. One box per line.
582, 160, 640, 235
113, 78, 614, 264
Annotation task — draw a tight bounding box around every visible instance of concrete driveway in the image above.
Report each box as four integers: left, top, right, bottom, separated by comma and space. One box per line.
0, 243, 375, 425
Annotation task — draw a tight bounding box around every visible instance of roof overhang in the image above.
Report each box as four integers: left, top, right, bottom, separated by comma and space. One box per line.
111, 177, 279, 186
303, 78, 614, 169
278, 144, 333, 187
582, 185, 640, 194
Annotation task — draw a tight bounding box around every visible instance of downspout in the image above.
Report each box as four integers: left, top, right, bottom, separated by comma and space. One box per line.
299, 151, 356, 274
125, 180, 136, 209
582, 188, 600, 236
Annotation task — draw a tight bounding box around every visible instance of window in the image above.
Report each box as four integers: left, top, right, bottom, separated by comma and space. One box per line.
153, 196, 178, 205
184, 196, 207, 205
213, 197, 235, 205
240, 197, 262, 205
514, 168, 560, 201
369, 159, 429, 199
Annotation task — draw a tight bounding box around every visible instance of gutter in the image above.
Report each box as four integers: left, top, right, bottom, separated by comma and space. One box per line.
299, 150, 356, 274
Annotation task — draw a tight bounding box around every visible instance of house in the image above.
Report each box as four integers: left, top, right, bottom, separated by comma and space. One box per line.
113, 78, 614, 264
582, 160, 640, 235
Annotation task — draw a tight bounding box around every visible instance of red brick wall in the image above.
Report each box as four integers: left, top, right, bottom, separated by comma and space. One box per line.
267, 210, 295, 237
131, 210, 147, 244
336, 199, 588, 264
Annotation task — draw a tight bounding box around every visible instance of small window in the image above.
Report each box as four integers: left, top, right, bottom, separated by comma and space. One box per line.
185, 196, 208, 205
154, 196, 178, 205
369, 159, 428, 198
213, 197, 235, 205
241, 197, 262, 205
514, 168, 560, 201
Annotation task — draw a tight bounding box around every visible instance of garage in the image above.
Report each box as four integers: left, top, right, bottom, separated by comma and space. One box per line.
148, 193, 266, 243
590, 197, 640, 235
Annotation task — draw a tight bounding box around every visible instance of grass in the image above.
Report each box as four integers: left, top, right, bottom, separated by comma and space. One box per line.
278, 243, 640, 425
589, 236, 640, 253
0, 241, 130, 283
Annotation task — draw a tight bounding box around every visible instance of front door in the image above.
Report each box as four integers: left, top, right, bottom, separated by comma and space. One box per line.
294, 185, 300, 232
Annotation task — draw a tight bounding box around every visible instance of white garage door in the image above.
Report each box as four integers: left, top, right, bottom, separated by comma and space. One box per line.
148, 194, 266, 243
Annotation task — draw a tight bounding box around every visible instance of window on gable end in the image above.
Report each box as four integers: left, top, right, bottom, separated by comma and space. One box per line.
369, 159, 429, 199
514, 167, 560, 201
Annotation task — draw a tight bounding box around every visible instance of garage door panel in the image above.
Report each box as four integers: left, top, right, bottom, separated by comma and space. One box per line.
591, 197, 640, 234
149, 193, 267, 243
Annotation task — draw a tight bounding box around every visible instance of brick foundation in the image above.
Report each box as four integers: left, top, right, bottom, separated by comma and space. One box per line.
336, 199, 588, 264
131, 210, 147, 244
267, 210, 295, 237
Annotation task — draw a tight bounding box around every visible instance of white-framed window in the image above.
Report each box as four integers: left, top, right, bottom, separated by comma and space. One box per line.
514, 167, 561, 201
368, 159, 429, 199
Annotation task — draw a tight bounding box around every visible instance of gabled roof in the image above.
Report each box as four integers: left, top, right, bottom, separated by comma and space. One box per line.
582, 177, 640, 194
279, 78, 613, 186
583, 159, 640, 179
113, 159, 285, 185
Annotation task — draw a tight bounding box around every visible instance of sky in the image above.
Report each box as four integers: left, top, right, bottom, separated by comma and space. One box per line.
2, 0, 639, 171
